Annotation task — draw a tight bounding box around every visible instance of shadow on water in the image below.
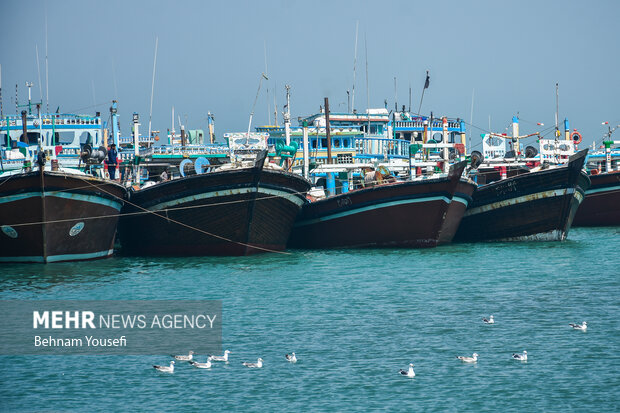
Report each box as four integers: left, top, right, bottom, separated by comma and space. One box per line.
0, 257, 132, 293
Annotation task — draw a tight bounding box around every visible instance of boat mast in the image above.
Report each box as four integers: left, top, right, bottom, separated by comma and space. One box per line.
352, 21, 359, 113
0, 64, 3, 117
247, 73, 268, 137
284, 85, 291, 147
45, 11, 49, 113
148, 36, 158, 142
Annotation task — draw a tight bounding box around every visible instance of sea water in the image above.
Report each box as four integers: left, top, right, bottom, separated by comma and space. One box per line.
0, 227, 618, 412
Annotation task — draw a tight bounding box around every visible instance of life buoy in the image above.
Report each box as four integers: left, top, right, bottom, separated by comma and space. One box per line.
571, 131, 582, 145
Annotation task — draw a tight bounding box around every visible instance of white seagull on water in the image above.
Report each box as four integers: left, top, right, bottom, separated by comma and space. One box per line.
399, 363, 415, 378
153, 361, 175, 373
512, 351, 527, 361
171, 351, 194, 361
569, 321, 587, 331
210, 350, 231, 362
457, 353, 479, 363
482, 315, 495, 324
189, 357, 213, 369
285, 353, 297, 363
242, 358, 263, 368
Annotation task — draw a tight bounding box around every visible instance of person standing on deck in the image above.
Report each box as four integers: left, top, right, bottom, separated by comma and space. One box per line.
107, 143, 118, 180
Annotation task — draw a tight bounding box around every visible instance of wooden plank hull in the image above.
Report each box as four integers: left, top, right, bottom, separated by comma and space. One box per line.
438, 178, 477, 245
454, 151, 590, 242
118, 167, 310, 256
572, 171, 620, 226
289, 162, 468, 249
0, 171, 126, 263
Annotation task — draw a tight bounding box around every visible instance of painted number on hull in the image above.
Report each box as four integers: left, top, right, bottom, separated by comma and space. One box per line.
337, 197, 352, 208
1, 225, 18, 239
494, 180, 517, 196
69, 222, 85, 237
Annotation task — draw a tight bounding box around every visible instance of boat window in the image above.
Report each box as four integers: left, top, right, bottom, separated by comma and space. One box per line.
80, 131, 93, 145
56, 131, 76, 144
343, 138, 350, 148
377, 125, 383, 134
0, 133, 6, 146
334, 139, 341, 148
18, 132, 41, 145
321, 138, 327, 148
432, 132, 443, 143
311, 139, 317, 149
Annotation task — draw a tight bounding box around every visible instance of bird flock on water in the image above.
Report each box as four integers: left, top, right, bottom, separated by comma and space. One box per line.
153, 316, 588, 376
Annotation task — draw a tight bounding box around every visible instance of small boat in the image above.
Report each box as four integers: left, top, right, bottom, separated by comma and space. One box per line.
288, 161, 469, 249
119, 134, 311, 256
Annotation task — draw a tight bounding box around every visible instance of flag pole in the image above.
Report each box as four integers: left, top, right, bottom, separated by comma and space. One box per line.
417, 70, 430, 114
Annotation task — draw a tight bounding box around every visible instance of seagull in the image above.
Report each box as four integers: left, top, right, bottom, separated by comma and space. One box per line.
569, 321, 587, 331
189, 357, 212, 369
512, 351, 527, 361
171, 351, 194, 361
457, 353, 479, 363
242, 358, 263, 368
482, 315, 495, 324
399, 363, 415, 378
153, 361, 175, 373
285, 353, 297, 363
210, 350, 231, 362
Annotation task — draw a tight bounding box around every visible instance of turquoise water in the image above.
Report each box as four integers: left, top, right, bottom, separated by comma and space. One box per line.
1, 227, 619, 412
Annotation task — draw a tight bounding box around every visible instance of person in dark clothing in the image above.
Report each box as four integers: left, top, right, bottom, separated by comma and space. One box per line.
107, 143, 118, 180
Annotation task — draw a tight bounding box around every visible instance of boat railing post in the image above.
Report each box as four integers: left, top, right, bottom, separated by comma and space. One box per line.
302, 120, 309, 179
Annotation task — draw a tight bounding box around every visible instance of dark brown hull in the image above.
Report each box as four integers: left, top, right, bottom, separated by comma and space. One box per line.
437, 178, 477, 245
118, 166, 310, 256
0, 171, 126, 263
572, 171, 620, 226
454, 150, 591, 242
288, 162, 468, 249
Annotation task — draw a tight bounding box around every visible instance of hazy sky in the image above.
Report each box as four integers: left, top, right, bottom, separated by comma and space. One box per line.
1, 0, 618, 149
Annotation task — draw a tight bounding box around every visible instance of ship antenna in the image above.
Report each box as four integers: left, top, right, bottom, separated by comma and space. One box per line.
247, 72, 268, 138
148, 36, 159, 142
36, 45, 43, 105
352, 21, 358, 112
264, 41, 270, 125
45, 9, 49, 113
365, 32, 370, 134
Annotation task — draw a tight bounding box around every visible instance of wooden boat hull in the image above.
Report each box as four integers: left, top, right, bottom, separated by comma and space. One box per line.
0, 171, 126, 263
572, 171, 620, 226
118, 167, 310, 256
288, 162, 468, 249
437, 178, 477, 245
454, 151, 590, 242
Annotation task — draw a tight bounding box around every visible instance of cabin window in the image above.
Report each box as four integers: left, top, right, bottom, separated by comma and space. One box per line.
19, 132, 41, 145
311, 139, 317, 149
0, 133, 6, 146
321, 138, 327, 148
343, 138, 350, 148
377, 125, 383, 134
432, 132, 443, 143
79, 131, 93, 145
56, 131, 76, 144
334, 139, 341, 148
404, 132, 412, 141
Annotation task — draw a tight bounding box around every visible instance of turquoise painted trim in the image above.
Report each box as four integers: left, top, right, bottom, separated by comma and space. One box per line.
294, 196, 451, 227
452, 196, 470, 206
586, 186, 620, 195
148, 186, 305, 211
0, 249, 113, 263
0, 191, 122, 210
